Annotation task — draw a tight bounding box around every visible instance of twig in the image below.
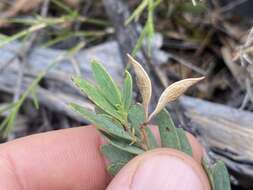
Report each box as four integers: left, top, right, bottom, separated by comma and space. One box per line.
240, 93, 249, 110
170, 55, 207, 76
0, 54, 18, 73
12, 0, 51, 102
69, 57, 81, 75
220, 0, 249, 13
237, 27, 253, 108
245, 78, 253, 105
13, 34, 37, 102
41, 0, 51, 16
194, 29, 215, 57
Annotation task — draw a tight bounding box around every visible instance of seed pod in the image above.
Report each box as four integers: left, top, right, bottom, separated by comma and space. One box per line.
127, 54, 152, 120
149, 77, 204, 120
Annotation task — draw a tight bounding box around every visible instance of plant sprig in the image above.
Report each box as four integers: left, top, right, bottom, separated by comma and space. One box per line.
0, 42, 85, 136
71, 55, 231, 190
126, 0, 161, 56
126, 0, 203, 55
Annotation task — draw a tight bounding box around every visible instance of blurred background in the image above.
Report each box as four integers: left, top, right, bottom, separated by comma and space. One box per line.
0, 0, 252, 189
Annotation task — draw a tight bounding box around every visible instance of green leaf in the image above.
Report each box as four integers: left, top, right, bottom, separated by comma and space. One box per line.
94, 105, 106, 114
72, 76, 124, 122
155, 109, 192, 156
97, 114, 133, 141
128, 104, 145, 136
202, 158, 231, 190
212, 161, 231, 190
103, 135, 144, 155
125, 0, 148, 25
122, 71, 133, 111
91, 60, 122, 106
132, 25, 148, 56
128, 104, 157, 150
176, 128, 193, 156
101, 144, 134, 175
145, 127, 158, 149
155, 109, 179, 149
110, 140, 144, 155
146, 0, 155, 54
202, 157, 214, 185
31, 86, 39, 109
70, 103, 132, 141
101, 144, 134, 162
107, 162, 128, 176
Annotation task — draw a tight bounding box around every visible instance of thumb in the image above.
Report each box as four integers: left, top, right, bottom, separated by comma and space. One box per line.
107, 148, 211, 190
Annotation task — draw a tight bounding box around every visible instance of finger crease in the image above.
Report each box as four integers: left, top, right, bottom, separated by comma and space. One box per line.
0, 152, 26, 190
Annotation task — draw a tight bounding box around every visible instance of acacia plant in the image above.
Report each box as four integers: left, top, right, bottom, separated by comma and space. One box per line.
70, 54, 231, 190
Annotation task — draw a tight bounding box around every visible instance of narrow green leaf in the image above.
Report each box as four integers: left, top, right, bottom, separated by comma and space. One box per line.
110, 140, 144, 155
155, 109, 192, 156
103, 135, 144, 155
146, 0, 155, 54
125, 0, 148, 25
128, 104, 157, 150
202, 157, 214, 186
70, 103, 132, 141
70, 103, 96, 121
72, 76, 124, 122
212, 161, 231, 190
145, 127, 158, 149
101, 144, 134, 163
91, 60, 121, 106
122, 71, 133, 111
108, 161, 128, 176
128, 104, 145, 136
132, 25, 148, 56
101, 144, 134, 176
155, 109, 180, 149
94, 105, 106, 114
176, 128, 193, 156
97, 114, 133, 141
202, 157, 231, 190
31, 86, 39, 109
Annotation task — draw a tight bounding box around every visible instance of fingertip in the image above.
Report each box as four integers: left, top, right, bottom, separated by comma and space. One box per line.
107, 148, 211, 190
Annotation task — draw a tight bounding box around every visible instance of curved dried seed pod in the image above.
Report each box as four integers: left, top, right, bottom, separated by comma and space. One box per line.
149, 77, 204, 120
127, 54, 152, 120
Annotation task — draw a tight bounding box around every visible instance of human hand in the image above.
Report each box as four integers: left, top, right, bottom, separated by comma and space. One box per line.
0, 126, 210, 190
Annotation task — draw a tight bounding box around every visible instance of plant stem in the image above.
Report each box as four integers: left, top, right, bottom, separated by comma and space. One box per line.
140, 124, 149, 150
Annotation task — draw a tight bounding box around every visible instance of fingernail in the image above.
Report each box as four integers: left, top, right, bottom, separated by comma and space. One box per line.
131, 155, 204, 190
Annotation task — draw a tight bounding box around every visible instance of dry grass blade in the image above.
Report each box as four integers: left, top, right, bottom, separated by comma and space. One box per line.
149, 77, 204, 120
127, 54, 152, 120
1, 0, 43, 18
0, 0, 79, 26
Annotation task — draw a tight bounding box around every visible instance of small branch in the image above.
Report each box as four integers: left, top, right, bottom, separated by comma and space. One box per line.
13, 0, 51, 102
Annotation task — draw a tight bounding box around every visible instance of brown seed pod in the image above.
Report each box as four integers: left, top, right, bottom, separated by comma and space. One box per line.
149, 77, 204, 120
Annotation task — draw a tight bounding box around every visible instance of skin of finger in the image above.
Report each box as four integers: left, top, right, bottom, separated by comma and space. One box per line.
0, 126, 110, 190
107, 148, 211, 190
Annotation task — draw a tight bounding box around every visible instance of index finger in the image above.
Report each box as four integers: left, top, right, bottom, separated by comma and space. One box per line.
0, 126, 110, 190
